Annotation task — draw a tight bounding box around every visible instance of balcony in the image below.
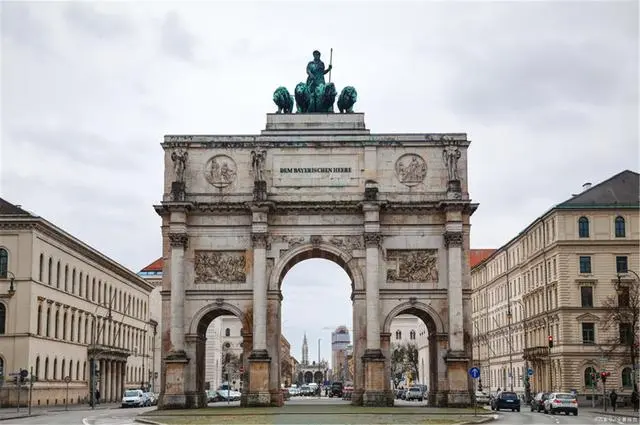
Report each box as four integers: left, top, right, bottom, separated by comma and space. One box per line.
523, 346, 549, 360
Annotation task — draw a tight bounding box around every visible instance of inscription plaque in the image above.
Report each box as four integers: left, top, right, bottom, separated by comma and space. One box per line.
273, 154, 359, 187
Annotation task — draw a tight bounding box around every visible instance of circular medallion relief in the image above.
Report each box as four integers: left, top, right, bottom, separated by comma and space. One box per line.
205, 155, 237, 188
395, 154, 427, 186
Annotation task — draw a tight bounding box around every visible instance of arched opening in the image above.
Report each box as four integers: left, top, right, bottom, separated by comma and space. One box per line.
278, 249, 355, 401
193, 305, 249, 406
384, 306, 444, 406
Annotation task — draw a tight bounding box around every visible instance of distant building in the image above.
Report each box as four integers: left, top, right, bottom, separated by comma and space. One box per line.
0, 198, 155, 407
390, 315, 429, 388
472, 170, 640, 400
301, 332, 309, 365
331, 326, 350, 381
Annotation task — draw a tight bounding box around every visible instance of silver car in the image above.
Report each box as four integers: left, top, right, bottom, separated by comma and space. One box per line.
543, 392, 578, 416
405, 386, 424, 401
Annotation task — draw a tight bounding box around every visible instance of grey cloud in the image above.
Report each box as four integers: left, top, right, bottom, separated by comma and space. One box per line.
0, 2, 51, 52
63, 2, 133, 39
160, 11, 196, 62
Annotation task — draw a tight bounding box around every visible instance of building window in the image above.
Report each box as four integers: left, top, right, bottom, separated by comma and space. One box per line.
579, 256, 592, 274
619, 323, 633, 344
39, 254, 44, 281
0, 304, 5, 334
0, 248, 7, 278
584, 366, 597, 387
582, 322, 595, 344
46, 307, 51, 337
53, 358, 57, 380
410, 330, 416, 340
615, 216, 626, 237
622, 367, 633, 388
616, 256, 628, 274
37, 305, 42, 335
55, 310, 59, 338
395, 330, 402, 340
225, 328, 231, 337
35, 357, 40, 380
56, 261, 60, 288
48, 257, 52, 284
44, 358, 49, 380
580, 286, 593, 307
578, 217, 590, 238
64, 265, 68, 291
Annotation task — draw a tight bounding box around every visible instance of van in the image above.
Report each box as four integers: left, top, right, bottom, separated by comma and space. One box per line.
121, 389, 147, 408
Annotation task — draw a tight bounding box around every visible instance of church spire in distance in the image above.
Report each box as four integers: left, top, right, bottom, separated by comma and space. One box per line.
302, 332, 309, 365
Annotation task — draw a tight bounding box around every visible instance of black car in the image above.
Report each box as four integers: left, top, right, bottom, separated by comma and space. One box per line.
491, 391, 521, 412
329, 382, 343, 398
530, 392, 549, 412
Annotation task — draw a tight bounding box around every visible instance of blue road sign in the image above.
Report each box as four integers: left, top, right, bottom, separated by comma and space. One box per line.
527, 368, 534, 376
469, 367, 480, 379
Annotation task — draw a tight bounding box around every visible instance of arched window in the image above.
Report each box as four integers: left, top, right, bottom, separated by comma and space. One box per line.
44, 357, 49, 380
53, 358, 57, 380
72, 268, 76, 293
35, 357, 40, 380
584, 366, 597, 387
0, 357, 3, 377
62, 312, 67, 340
46, 307, 51, 337
78, 272, 83, 296
578, 217, 589, 238
70, 315, 75, 341
64, 265, 68, 291
61, 358, 66, 379
615, 216, 626, 238
92, 278, 96, 301
0, 303, 5, 334
83, 361, 87, 381
39, 254, 44, 281
75, 361, 80, 380
37, 305, 42, 335
56, 261, 60, 288
0, 248, 8, 278
410, 330, 416, 340
225, 328, 231, 337
48, 257, 52, 284
622, 367, 633, 388
395, 330, 402, 340
55, 310, 60, 338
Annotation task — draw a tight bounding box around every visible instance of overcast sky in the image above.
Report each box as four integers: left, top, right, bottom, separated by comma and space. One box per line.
1, 1, 638, 362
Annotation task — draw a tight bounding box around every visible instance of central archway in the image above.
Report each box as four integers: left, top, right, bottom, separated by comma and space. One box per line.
266, 242, 365, 405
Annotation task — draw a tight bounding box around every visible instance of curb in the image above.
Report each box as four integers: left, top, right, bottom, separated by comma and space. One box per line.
460, 414, 499, 425
0, 414, 42, 422
136, 419, 165, 425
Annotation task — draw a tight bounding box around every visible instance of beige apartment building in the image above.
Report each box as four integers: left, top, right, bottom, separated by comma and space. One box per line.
0, 198, 155, 407
471, 170, 639, 402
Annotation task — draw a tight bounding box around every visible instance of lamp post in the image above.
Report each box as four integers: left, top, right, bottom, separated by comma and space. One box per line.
317, 338, 322, 397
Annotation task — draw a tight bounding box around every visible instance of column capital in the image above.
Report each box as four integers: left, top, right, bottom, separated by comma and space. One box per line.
251, 232, 268, 248
364, 232, 382, 248
169, 233, 188, 248
443, 231, 463, 248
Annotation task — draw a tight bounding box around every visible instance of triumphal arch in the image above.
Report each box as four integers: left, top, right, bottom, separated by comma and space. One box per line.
155, 52, 477, 409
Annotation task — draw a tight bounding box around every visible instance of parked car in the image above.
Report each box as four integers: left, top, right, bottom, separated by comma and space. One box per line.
475, 391, 491, 405
121, 389, 148, 408
405, 386, 424, 401
395, 388, 406, 399
543, 392, 578, 416
329, 382, 343, 398
490, 391, 521, 412
530, 392, 549, 412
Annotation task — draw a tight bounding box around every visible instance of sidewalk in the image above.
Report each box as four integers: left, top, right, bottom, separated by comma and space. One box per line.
586, 407, 640, 419
0, 402, 121, 421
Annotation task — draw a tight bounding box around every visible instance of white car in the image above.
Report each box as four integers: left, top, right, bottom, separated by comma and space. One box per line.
121, 389, 148, 407
405, 386, 424, 401
543, 392, 578, 416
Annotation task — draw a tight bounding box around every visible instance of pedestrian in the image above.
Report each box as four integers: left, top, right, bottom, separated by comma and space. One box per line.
631, 388, 639, 412
609, 389, 618, 412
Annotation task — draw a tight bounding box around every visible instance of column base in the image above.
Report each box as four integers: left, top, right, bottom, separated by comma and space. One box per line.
270, 389, 284, 407
447, 180, 462, 199
351, 388, 364, 406
246, 350, 271, 407
447, 390, 472, 407
159, 391, 203, 409
445, 351, 471, 407
362, 349, 391, 406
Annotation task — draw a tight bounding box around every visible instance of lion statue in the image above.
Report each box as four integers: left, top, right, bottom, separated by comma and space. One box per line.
337, 86, 357, 113
273, 86, 293, 114
294, 83, 310, 113
318, 83, 337, 113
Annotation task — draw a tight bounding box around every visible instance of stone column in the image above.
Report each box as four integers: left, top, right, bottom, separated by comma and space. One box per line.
247, 204, 271, 407
444, 229, 470, 406
380, 332, 395, 406
351, 293, 366, 406
168, 232, 188, 354
361, 203, 388, 406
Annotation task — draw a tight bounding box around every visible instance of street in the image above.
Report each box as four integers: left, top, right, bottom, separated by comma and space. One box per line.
1, 400, 637, 425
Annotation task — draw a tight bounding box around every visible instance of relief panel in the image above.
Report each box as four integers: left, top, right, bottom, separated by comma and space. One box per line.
386, 249, 438, 283
194, 250, 247, 284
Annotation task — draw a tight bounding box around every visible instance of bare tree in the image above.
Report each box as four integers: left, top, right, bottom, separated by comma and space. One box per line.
405, 343, 420, 383
391, 344, 406, 388
600, 279, 640, 390
281, 358, 292, 386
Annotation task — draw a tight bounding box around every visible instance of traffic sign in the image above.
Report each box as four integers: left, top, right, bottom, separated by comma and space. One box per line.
527, 368, 534, 376
64, 376, 71, 383
469, 367, 480, 379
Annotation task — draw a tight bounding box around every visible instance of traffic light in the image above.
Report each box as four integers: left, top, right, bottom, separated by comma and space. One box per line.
601, 371, 610, 383
548, 336, 553, 348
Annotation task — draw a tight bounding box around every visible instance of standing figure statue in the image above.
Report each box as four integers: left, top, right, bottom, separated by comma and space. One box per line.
251, 150, 267, 182
171, 149, 188, 183
306, 50, 332, 94
442, 146, 461, 181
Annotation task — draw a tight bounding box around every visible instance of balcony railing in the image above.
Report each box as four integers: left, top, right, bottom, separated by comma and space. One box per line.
523, 346, 549, 360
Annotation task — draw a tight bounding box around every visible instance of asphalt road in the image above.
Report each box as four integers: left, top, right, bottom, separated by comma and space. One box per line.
0, 406, 155, 425
493, 408, 638, 425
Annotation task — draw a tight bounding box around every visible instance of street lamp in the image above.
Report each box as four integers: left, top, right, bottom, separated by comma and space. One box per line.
4, 271, 15, 296
506, 306, 514, 392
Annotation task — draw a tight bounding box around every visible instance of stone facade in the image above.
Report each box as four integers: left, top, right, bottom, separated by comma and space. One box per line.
471, 171, 640, 403
0, 198, 155, 407
155, 113, 477, 408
